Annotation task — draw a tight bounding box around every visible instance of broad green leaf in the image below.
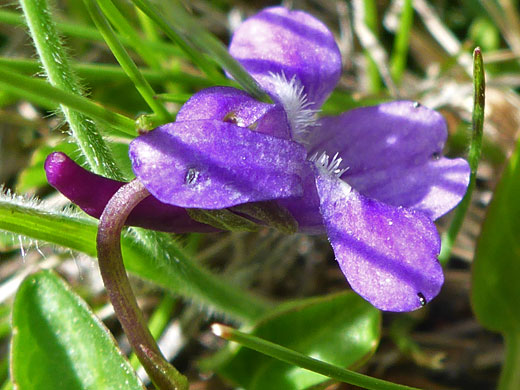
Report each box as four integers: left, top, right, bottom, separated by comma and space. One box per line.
471, 136, 520, 333
11, 270, 144, 390
0, 197, 270, 323
215, 291, 380, 390
471, 135, 520, 390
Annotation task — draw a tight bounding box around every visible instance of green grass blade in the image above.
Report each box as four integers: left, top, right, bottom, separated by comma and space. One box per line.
363, 0, 382, 93
129, 0, 222, 82
130, 0, 270, 102
0, 194, 271, 323
390, 0, 414, 85
498, 333, 520, 390
84, 0, 172, 123
439, 47, 485, 264
96, 0, 162, 69
213, 324, 419, 390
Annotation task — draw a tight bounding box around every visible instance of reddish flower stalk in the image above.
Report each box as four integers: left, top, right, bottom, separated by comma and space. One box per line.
97, 178, 188, 390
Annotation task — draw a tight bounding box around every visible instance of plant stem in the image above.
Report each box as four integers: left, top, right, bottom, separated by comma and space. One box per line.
129, 293, 177, 369
390, 0, 414, 85
498, 332, 520, 390
212, 324, 421, 390
18, 0, 122, 179
363, 0, 382, 93
439, 47, 485, 264
97, 179, 188, 390
84, 0, 173, 124
0, 64, 136, 137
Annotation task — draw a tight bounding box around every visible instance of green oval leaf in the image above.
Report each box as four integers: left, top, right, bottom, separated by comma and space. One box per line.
11, 270, 144, 390
471, 137, 520, 333
216, 291, 381, 390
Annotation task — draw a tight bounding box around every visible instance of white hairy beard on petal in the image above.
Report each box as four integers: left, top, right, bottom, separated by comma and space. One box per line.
268, 72, 319, 144
309, 151, 349, 178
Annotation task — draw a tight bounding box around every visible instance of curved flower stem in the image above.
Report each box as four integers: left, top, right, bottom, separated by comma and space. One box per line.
97, 179, 188, 390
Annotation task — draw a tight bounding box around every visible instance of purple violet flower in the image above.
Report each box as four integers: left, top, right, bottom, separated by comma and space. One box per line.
45, 6, 470, 312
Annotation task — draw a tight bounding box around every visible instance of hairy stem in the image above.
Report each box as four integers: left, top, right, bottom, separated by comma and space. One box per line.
18, 0, 122, 179
97, 179, 188, 390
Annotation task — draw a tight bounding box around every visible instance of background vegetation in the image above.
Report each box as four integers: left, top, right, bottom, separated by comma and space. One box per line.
0, 0, 519, 389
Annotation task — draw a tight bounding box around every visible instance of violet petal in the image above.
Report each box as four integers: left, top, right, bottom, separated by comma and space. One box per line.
129, 120, 307, 209
44, 152, 215, 233
229, 6, 341, 108
308, 101, 470, 220
176, 86, 291, 139
314, 167, 444, 312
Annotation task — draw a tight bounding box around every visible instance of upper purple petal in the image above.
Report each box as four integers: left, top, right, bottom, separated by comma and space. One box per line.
314, 167, 444, 312
229, 6, 342, 108
129, 120, 307, 209
44, 152, 215, 233
308, 101, 470, 220
176, 86, 291, 139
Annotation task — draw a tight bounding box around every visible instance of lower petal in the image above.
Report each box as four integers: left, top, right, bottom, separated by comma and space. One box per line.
314, 167, 444, 312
